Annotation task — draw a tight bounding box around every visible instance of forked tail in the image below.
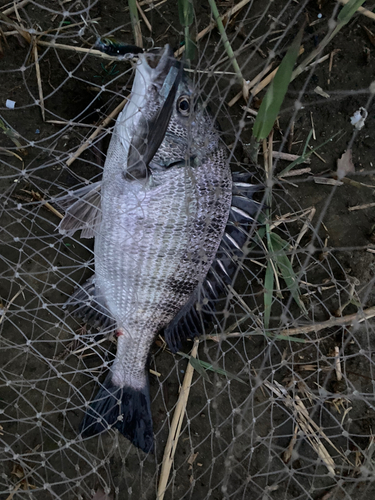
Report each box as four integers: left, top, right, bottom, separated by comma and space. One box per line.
80, 373, 154, 453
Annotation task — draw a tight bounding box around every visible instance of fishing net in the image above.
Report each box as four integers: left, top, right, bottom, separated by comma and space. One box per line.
1, 0, 375, 498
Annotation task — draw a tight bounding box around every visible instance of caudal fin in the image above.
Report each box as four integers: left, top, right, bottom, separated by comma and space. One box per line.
80, 374, 154, 453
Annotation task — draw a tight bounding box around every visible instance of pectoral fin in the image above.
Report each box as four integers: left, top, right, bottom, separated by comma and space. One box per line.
57, 182, 102, 238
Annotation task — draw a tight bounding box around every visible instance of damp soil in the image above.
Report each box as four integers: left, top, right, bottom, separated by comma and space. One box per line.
1, 1, 375, 500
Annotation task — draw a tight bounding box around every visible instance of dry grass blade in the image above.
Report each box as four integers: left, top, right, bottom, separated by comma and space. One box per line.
264, 381, 352, 475
157, 338, 199, 500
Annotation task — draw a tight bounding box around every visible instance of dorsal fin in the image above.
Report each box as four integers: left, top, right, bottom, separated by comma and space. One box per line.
163, 172, 263, 353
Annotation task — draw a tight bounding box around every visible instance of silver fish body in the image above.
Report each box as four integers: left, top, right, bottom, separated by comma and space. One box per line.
59, 45, 259, 452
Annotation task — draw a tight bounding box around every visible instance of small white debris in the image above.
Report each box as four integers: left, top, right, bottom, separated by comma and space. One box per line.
314, 86, 330, 99
350, 107, 368, 130
5, 99, 16, 109
317, 13, 322, 18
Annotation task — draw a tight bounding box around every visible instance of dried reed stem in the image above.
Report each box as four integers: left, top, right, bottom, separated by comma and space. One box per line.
157, 338, 199, 500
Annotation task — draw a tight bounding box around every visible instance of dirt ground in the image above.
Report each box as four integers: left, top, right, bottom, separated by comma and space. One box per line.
1, 0, 375, 499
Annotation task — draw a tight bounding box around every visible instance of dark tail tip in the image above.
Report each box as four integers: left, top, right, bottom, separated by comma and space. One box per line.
80, 375, 154, 453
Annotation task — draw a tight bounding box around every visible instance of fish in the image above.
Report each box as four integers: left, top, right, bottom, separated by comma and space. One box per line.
58, 45, 261, 453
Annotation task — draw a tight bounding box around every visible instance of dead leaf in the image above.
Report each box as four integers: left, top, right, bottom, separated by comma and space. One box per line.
337, 149, 355, 180
92, 489, 113, 500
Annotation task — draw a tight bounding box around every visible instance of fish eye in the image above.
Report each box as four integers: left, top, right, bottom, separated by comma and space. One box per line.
177, 95, 190, 117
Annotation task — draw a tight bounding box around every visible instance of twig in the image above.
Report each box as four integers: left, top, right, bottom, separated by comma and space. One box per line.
5, 482, 22, 500
349, 202, 375, 211
208, 305, 375, 342
328, 50, 335, 85
314, 177, 342, 186
0, 288, 25, 326
283, 425, 298, 463
310, 112, 316, 140
46, 120, 97, 128
228, 62, 274, 107
71, 337, 108, 355
265, 381, 352, 474
37, 40, 129, 61
136, 0, 152, 32
33, 39, 45, 121
279, 306, 375, 336
272, 151, 311, 164
66, 97, 128, 167
290, 207, 316, 265
2, 0, 30, 16
287, 120, 294, 153
279, 167, 311, 177
251, 66, 279, 97
334, 346, 342, 382
144, 0, 167, 12
21, 190, 63, 219
157, 338, 199, 500
308, 145, 326, 163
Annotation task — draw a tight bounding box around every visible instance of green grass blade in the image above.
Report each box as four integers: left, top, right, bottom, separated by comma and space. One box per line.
178, 0, 195, 62
178, 352, 247, 384
278, 130, 340, 178
207, 0, 243, 82
188, 355, 211, 382
270, 232, 307, 315
264, 260, 274, 330
128, 0, 142, 47
337, 0, 366, 25
178, 0, 194, 27
253, 27, 303, 141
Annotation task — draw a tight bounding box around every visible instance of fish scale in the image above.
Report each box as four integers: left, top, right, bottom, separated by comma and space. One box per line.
58, 44, 260, 453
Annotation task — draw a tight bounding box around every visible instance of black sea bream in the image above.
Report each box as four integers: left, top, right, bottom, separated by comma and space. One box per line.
59, 45, 260, 453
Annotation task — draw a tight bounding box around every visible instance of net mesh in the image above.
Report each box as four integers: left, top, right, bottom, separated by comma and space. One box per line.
1, 0, 375, 498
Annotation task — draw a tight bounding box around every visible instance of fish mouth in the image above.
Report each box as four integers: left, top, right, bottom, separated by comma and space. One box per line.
125, 45, 182, 180
139, 44, 177, 89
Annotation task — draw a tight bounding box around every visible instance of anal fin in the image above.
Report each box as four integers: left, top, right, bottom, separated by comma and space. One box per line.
65, 276, 114, 331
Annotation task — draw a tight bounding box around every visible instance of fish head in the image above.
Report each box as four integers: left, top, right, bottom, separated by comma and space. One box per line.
116, 45, 220, 181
